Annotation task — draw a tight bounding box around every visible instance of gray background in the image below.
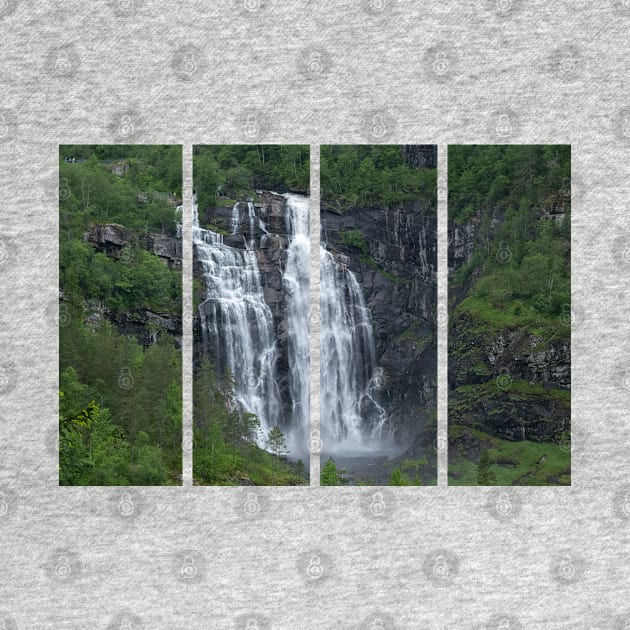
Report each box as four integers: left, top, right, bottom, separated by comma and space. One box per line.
0, 0, 628, 628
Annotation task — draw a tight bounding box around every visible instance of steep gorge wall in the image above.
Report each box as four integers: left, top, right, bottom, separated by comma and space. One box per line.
321, 200, 437, 447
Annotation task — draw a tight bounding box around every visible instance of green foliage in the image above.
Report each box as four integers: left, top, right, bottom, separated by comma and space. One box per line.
449, 431, 570, 486
321, 145, 436, 209
449, 145, 570, 339
192, 359, 307, 486
320, 457, 342, 486
59, 146, 183, 485
389, 468, 411, 485
193, 145, 310, 211
476, 450, 497, 485
338, 229, 369, 256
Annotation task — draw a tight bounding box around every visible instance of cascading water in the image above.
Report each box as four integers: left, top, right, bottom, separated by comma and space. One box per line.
320, 246, 388, 452
194, 198, 281, 445
282, 193, 311, 454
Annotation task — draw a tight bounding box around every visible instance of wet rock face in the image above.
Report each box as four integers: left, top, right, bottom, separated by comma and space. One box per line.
321, 200, 438, 445
193, 193, 296, 422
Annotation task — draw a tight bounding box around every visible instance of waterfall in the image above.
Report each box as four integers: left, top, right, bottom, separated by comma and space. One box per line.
283, 193, 311, 454
193, 198, 281, 445
320, 246, 388, 452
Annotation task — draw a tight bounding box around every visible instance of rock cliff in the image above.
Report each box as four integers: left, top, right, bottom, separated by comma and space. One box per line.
321, 199, 437, 449
448, 202, 571, 447
82, 224, 182, 346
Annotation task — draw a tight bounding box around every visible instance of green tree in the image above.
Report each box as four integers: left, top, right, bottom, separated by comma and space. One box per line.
477, 450, 498, 485
266, 425, 288, 486
320, 457, 341, 486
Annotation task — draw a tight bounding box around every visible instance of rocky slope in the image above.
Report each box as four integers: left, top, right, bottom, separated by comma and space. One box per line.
321, 199, 437, 450
448, 200, 571, 449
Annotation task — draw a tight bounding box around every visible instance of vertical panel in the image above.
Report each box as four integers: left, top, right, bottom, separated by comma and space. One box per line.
192, 145, 310, 486
319, 145, 438, 486
58, 145, 183, 485
447, 145, 571, 486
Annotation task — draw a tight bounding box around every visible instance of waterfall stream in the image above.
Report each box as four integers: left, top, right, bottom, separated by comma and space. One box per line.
194, 199, 281, 445
320, 246, 388, 452
194, 194, 310, 455
283, 193, 311, 454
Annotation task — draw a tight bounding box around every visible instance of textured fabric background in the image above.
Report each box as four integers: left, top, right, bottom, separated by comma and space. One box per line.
0, 1, 628, 628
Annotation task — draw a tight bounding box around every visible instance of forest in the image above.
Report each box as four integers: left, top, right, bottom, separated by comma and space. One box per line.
193, 144, 309, 214
59, 145, 183, 485
321, 145, 436, 209
448, 145, 571, 486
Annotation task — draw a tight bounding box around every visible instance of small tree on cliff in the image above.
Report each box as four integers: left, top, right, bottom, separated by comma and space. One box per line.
266, 425, 288, 485
477, 450, 497, 485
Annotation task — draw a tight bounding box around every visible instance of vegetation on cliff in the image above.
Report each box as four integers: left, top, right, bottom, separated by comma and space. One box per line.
193, 145, 309, 213
321, 145, 436, 209
59, 145, 182, 485
448, 145, 571, 486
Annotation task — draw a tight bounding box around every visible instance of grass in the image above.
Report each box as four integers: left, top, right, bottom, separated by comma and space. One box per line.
193, 444, 307, 486
448, 432, 570, 486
